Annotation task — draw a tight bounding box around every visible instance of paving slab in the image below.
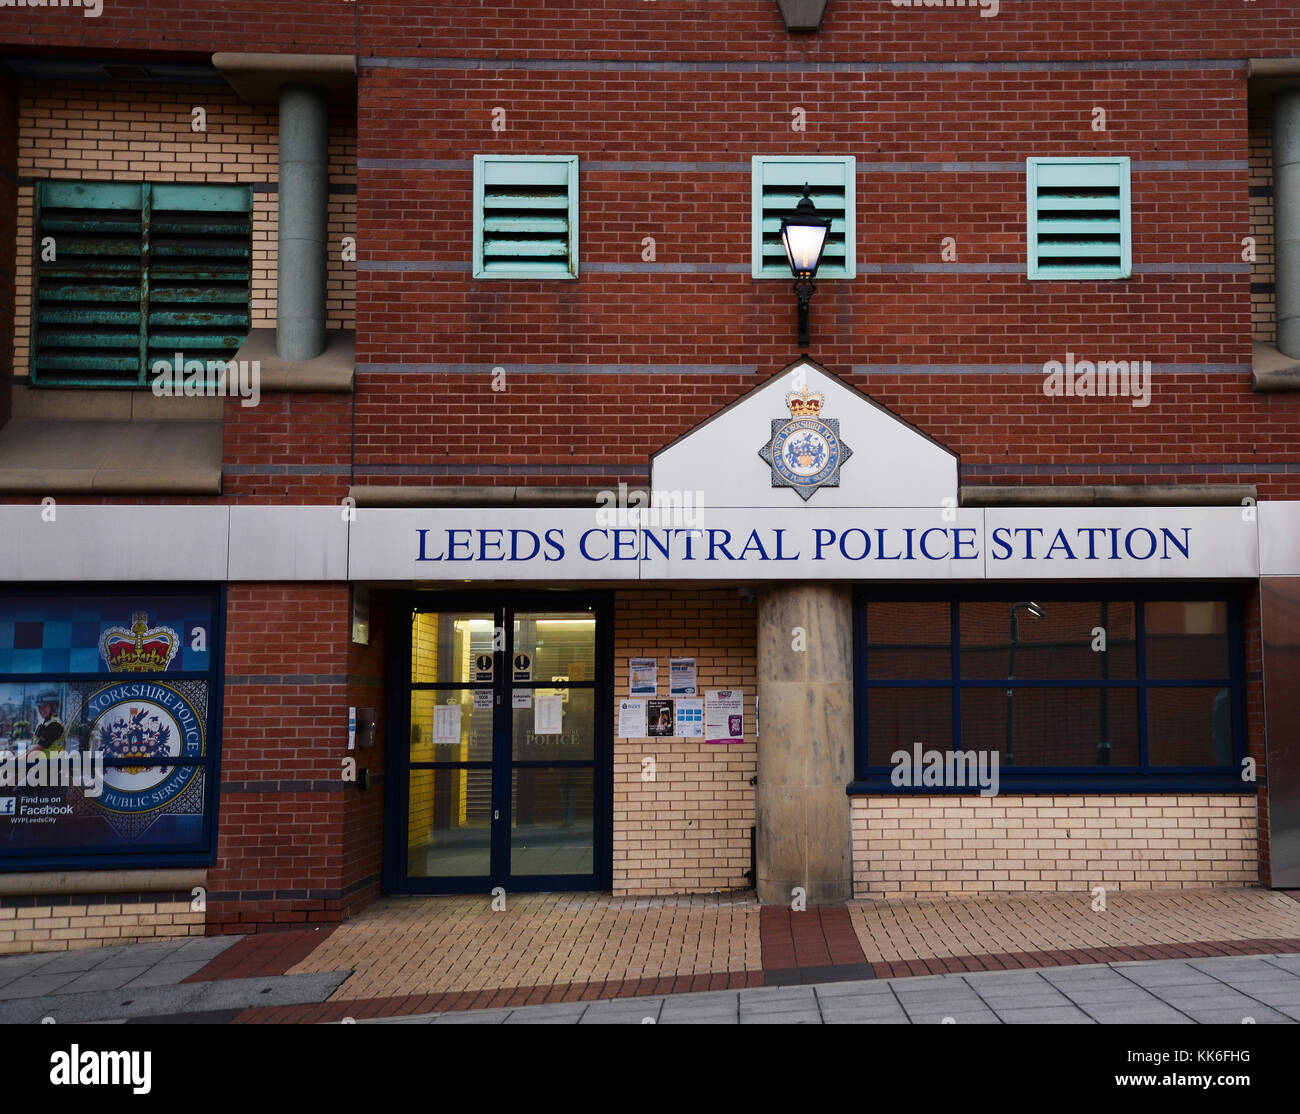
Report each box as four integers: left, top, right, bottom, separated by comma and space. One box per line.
991, 1005, 1098, 1024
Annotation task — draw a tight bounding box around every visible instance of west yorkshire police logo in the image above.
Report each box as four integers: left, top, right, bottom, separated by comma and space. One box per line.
758, 385, 852, 501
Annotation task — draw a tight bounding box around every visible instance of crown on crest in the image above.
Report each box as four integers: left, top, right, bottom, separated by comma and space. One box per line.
99, 612, 180, 674
785, 385, 824, 418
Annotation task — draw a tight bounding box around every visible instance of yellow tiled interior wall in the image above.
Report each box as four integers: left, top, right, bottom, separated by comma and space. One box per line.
0, 898, 204, 955
1249, 108, 1274, 343
852, 795, 1258, 898
613, 589, 757, 895
408, 611, 442, 850
12, 81, 357, 377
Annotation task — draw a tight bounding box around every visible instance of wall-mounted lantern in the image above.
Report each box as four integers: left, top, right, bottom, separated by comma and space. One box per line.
779, 184, 831, 348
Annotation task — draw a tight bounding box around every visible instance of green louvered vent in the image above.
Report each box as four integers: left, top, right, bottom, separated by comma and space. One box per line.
1028, 159, 1131, 280
754, 158, 855, 280
33, 182, 144, 385
147, 185, 252, 375
32, 181, 252, 386
474, 157, 578, 279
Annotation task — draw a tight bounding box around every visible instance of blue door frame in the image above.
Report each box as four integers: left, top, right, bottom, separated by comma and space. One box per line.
382, 589, 614, 895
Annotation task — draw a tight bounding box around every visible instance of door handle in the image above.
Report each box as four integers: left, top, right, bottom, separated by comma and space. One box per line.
494, 809, 500, 820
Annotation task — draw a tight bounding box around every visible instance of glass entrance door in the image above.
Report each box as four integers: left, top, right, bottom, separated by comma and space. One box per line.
392, 595, 608, 893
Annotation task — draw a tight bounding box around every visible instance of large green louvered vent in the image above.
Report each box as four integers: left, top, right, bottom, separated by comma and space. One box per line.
32, 181, 252, 387
1027, 158, 1132, 280
473, 156, 578, 279
752, 157, 855, 280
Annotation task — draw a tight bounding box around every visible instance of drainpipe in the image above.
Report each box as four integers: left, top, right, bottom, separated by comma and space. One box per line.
1276, 87, 1300, 360
277, 84, 328, 361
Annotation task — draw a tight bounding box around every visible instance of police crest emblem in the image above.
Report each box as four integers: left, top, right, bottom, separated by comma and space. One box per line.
758, 385, 852, 501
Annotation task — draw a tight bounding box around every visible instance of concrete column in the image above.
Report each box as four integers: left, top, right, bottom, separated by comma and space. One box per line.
755, 583, 855, 904
1275, 87, 1300, 359
277, 84, 329, 361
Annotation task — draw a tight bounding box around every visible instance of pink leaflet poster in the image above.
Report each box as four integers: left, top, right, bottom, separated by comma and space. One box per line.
704, 689, 744, 744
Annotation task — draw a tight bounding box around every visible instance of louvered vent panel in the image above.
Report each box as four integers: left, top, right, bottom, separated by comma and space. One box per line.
478, 159, 575, 277
147, 184, 252, 374
755, 159, 854, 279
33, 182, 144, 385
1030, 160, 1130, 279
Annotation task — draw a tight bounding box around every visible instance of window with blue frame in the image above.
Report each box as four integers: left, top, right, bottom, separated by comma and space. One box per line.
0, 589, 222, 869
853, 585, 1246, 793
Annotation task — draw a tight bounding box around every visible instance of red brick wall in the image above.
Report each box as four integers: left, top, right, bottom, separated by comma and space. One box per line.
207, 583, 359, 932
343, 589, 386, 916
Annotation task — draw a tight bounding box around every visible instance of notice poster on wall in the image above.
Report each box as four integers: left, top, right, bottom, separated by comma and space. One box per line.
618, 699, 647, 739
675, 699, 704, 738
705, 689, 744, 744
433, 703, 462, 744
534, 694, 563, 736
629, 658, 657, 696
647, 698, 675, 738
669, 658, 697, 697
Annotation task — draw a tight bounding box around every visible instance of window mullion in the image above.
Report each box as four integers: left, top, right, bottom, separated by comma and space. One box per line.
138, 182, 152, 387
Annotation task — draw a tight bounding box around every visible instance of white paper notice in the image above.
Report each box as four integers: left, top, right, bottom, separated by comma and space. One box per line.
630, 657, 657, 695
704, 689, 744, 744
473, 689, 493, 709
512, 689, 532, 709
618, 698, 647, 739
433, 703, 462, 745
675, 698, 704, 738
669, 658, 697, 697
534, 694, 563, 735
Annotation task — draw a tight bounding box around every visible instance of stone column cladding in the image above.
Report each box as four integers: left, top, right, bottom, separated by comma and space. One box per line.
756, 583, 855, 904
276, 83, 329, 361
1274, 86, 1300, 359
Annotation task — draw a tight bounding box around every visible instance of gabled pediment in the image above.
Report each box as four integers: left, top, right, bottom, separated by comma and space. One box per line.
651, 358, 957, 509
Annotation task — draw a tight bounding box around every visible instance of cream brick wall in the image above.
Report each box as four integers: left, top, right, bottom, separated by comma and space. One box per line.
613, 589, 757, 895
852, 794, 1258, 898
12, 81, 356, 377
1249, 108, 1274, 344
0, 897, 205, 955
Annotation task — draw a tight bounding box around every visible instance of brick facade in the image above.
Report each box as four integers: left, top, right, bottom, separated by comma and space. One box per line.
613, 589, 757, 895
852, 795, 1258, 899
0, 2, 1295, 948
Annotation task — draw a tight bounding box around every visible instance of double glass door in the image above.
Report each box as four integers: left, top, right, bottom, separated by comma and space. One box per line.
392, 597, 607, 892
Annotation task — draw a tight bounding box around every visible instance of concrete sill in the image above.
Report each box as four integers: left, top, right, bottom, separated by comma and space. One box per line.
350, 484, 622, 507
230, 328, 355, 393
1252, 342, 1300, 392
961, 484, 1257, 507
0, 868, 208, 898
0, 418, 222, 494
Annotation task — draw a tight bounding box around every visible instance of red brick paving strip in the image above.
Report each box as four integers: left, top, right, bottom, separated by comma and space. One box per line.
759, 905, 869, 970
224, 934, 1300, 1023
184, 926, 338, 981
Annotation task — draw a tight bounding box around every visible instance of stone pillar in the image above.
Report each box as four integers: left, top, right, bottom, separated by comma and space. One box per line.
755, 583, 855, 904
277, 83, 329, 361
1275, 87, 1300, 359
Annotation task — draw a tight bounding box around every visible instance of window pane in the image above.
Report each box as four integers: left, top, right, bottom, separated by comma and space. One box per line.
865, 602, 951, 679
411, 688, 493, 763
1144, 601, 1229, 679
960, 600, 1136, 680
866, 687, 952, 764
512, 612, 595, 685
407, 766, 492, 878
511, 687, 595, 761
411, 612, 495, 684
1146, 686, 1234, 766
511, 767, 594, 876
959, 687, 1139, 766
